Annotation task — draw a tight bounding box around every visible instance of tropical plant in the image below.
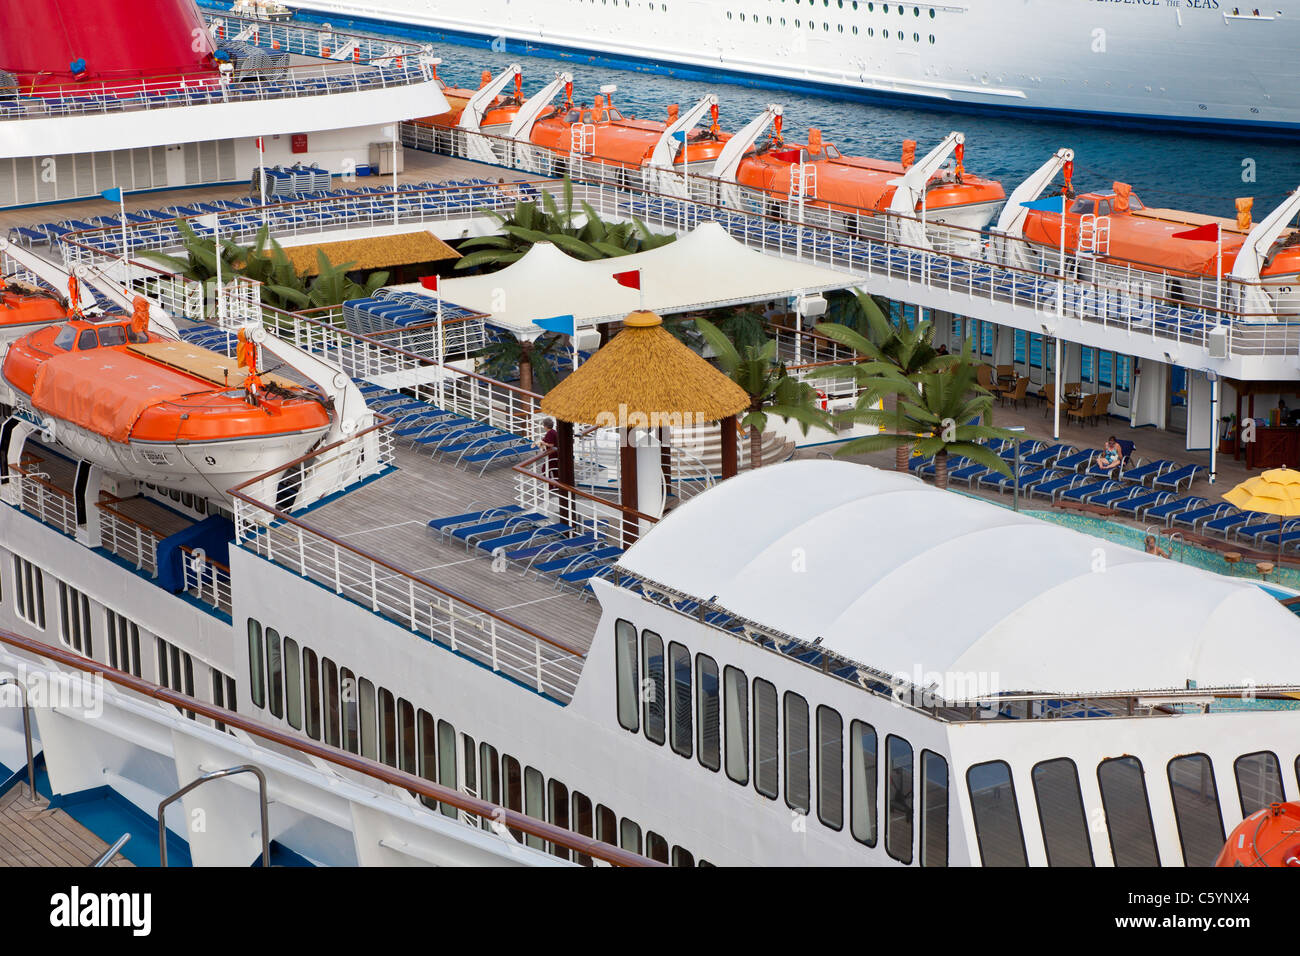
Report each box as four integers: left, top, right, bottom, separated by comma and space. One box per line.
694, 317, 832, 469
476, 332, 569, 395
831, 339, 1017, 489
454, 177, 676, 273
815, 288, 955, 471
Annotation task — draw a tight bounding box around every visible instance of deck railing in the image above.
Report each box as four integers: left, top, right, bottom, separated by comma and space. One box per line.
180, 546, 234, 614
10, 463, 78, 538
96, 498, 161, 576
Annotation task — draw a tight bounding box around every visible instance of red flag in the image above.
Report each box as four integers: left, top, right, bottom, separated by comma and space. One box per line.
772, 147, 802, 164
1172, 222, 1221, 242
419, 275, 439, 291
612, 269, 640, 290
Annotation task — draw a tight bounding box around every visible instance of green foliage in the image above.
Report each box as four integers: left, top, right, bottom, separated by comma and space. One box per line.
475, 333, 568, 394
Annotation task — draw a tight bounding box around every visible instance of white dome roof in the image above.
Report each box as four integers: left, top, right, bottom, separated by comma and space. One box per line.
618, 460, 1300, 694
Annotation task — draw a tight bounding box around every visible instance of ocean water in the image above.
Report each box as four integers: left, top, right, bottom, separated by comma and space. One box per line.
283, 7, 1300, 216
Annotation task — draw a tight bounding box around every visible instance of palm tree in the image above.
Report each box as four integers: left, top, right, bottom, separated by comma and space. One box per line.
476, 332, 569, 394
833, 340, 1016, 489
695, 317, 832, 469
816, 288, 954, 471
454, 177, 675, 273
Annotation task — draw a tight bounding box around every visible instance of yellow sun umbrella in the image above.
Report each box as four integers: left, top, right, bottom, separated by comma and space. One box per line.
1222, 466, 1300, 559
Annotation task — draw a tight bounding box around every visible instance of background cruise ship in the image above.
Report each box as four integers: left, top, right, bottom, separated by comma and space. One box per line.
276, 0, 1300, 134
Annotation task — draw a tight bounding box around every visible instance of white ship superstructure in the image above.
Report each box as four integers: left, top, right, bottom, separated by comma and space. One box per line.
277, 0, 1300, 133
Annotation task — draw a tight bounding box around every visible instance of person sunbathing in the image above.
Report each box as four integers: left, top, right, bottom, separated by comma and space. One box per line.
1095, 436, 1123, 474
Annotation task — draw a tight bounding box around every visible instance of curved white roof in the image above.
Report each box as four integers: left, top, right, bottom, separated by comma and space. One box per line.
618, 460, 1300, 694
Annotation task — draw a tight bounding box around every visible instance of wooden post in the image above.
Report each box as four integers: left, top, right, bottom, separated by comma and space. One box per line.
557, 420, 575, 528
720, 416, 738, 479
619, 431, 638, 548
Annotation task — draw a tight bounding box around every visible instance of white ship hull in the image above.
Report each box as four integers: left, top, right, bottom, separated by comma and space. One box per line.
280, 0, 1300, 133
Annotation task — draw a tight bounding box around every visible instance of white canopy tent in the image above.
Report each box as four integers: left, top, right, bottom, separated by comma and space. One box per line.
385, 222, 853, 335
619, 459, 1300, 695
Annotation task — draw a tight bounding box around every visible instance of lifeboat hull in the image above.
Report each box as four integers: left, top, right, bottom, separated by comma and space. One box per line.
1216, 802, 1300, 867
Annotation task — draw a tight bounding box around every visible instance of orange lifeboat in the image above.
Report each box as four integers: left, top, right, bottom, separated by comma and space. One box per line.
1216, 802, 1300, 867
2, 315, 333, 497
414, 67, 525, 134
735, 126, 1006, 233
528, 90, 730, 174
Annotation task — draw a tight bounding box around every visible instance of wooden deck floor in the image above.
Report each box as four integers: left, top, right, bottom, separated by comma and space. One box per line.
0, 786, 132, 868
303, 444, 604, 652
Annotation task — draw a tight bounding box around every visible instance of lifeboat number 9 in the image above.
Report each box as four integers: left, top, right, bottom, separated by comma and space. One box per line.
205, 455, 217, 465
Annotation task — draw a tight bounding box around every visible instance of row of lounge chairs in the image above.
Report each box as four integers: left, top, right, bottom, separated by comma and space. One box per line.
427, 505, 624, 593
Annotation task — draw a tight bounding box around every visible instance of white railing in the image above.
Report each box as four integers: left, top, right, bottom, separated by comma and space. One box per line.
97, 501, 161, 575
181, 547, 233, 614
13, 469, 78, 538
206, 12, 426, 65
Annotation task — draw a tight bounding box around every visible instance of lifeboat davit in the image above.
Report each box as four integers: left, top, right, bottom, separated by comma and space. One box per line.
2, 315, 333, 498
415, 67, 526, 134
0, 281, 84, 406
1020, 182, 1300, 310
528, 90, 730, 176
1216, 802, 1300, 867
735, 127, 1006, 233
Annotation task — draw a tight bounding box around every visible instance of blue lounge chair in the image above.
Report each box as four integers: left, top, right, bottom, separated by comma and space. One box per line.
1028, 473, 1083, 502
1113, 490, 1175, 518
1022, 444, 1067, 467
1054, 448, 1097, 472
1060, 480, 1122, 504
427, 505, 521, 538
1171, 502, 1234, 530
1202, 509, 1257, 537
1144, 495, 1203, 525
1120, 459, 1175, 485
1089, 484, 1145, 509
1152, 463, 1203, 492
1238, 517, 1300, 546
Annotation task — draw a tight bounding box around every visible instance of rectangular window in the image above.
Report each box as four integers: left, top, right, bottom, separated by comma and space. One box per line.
438, 720, 458, 819
921, 751, 948, 867
1098, 350, 1113, 388
417, 710, 438, 810
58, 582, 92, 657
646, 831, 669, 863
619, 818, 642, 854
966, 760, 1027, 866
461, 735, 476, 800
1080, 346, 1094, 382
1116, 355, 1132, 392
816, 706, 843, 831
642, 630, 665, 745
1028, 333, 1042, 370
377, 688, 397, 766
724, 666, 749, 785
886, 735, 914, 864
1234, 751, 1284, 817
547, 779, 569, 860
615, 619, 639, 732
696, 654, 720, 772
503, 756, 523, 842
479, 743, 501, 816
283, 637, 301, 730
340, 668, 359, 754
1013, 329, 1026, 365
671, 846, 694, 868
13, 556, 45, 629
106, 611, 141, 678
572, 791, 594, 866
1097, 756, 1160, 866
784, 692, 810, 813
1031, 758, 1094, 866
850, 720, 878, 847
211, 669, 237, 732
595, 805, 617, 847
1167, 754, 1225, 867
322, 658, 341, 747
303, 647, 321, 740
154, 638, 194, 698
247, 619, 264, 708
753, 678, 778, 799
358, 678, 377, 760
523, 766, 545, 849
668, 642, 692, 758
398, 699, 417, 774
980, 322, 993, 357
265, 627, 283, 719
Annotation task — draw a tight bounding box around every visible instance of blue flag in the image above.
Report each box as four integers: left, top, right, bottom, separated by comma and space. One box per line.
671, 130, 687, 142
535, 314, 576, 336
100, 187, 122, 203
1019, 195, 1067, 213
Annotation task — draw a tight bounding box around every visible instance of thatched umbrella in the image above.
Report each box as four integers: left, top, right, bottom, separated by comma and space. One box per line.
541, 310, 749, 544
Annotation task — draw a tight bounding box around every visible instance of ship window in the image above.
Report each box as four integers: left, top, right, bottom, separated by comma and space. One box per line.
886, 735, 915, 864
672, 846, 694, 867
340, 667, 359, 754
1097, 756, 1160, 866
13, 556, 45, 629
642, 630, 666, 745
784, 691, 810, 813
696, 654, 720, 771
1234, 751, 1284, 817
614, 619, 638, 732
646, 832, 669, 863
211, 670, 237, 732
608, 108, 623, 120
438, 720, 458, 818
547, 779, 570, 860
921, 751, 948, 867
303, 647, 320, 740
480, 743, 501, 810
417, 710, 437, 809
127, 328, 148, 344
1167, 754, 1225, 867
850, 720, 878, 847
322, 657, 340, 747
283, 637, 301, 730
358, 678, 377, 760
967, 760, 1027, 866
57, 582, 93, 657
668, 641, 692, 758
568, 791, 594, 865
1128, 195, 1145, 211
76, 329, 98, 350
462, 734, 476, 801
378, 686, 396, 765
265, 627, 283, 718
1097, 200, 1113, 216
816, 706, 843, 830
106, 611, 141, 678
1031, 758, 1093, 866
53, 325, 76, 350
596, 804, 617, 846
619, 818, 642, 854
753, 677, 779, 799
398, 698, 416, 773
98, 325, 126, 347
1069, 198, 1093, 215
502, 756, 525, 841
724, 666, 749, 785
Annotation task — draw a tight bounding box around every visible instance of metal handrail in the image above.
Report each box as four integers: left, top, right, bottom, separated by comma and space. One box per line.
0, 628, 656, 865
158, 765, 269, 867
91, 833, 131, 867
0, 677, 36, 799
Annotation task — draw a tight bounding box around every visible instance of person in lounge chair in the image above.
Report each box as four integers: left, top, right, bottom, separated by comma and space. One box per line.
1095, 436, 1123, 475
1144, 535, 1170, 559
